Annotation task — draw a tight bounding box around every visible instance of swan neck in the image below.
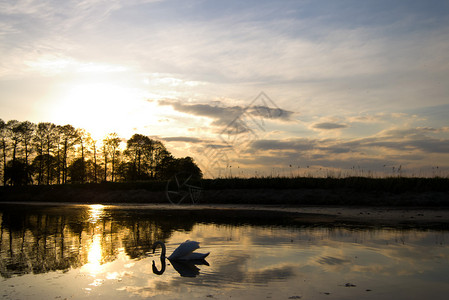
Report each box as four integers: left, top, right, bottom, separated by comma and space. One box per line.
153, 241, 166, 257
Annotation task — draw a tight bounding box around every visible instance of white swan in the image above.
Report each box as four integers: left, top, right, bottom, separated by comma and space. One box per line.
152, 240, 210, 261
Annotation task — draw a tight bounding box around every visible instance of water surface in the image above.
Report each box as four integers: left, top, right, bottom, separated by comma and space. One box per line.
1, 203, 449, 299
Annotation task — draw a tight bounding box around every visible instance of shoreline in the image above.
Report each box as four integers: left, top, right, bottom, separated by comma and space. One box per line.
1, 187, 448, 206
2, 201, 449, 228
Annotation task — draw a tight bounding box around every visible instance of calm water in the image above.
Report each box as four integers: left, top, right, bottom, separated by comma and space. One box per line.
1, 204, 449, 300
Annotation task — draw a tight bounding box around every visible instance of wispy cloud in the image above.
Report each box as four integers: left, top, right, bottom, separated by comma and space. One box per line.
161, 136, 207, 143
157, 99, 295, 129
241, 124, 449, 172
251, 138, 315, 152
312, 122, 348, 130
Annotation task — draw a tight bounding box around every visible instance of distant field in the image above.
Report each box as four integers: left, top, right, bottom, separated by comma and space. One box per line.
0, 176, 448, 206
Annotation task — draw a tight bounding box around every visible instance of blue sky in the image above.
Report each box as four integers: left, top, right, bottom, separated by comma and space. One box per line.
1, 0, 448, 177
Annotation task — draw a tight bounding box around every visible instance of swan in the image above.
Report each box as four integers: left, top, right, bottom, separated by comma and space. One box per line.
152, 240, 210, 261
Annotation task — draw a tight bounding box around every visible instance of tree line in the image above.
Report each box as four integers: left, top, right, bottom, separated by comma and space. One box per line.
0, 118, 202, 186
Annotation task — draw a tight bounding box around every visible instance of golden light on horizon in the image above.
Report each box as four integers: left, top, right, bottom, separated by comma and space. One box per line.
48, 82, 156, 140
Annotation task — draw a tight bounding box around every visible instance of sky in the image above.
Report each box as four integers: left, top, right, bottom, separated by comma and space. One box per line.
1, 0, 449, 178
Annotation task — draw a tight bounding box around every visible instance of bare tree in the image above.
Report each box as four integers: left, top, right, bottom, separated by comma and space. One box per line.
75, 128, 89, 183
59, 125, 78, 184
92, 138, 99, 183
103, 133, 121, 182
16, 121, 35, 184
7, 120, 20, 164
0, 119, 7, 185
33, 122, 57, 185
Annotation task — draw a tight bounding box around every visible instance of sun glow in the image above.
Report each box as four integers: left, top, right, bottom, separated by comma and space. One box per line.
49, 81, 155, 140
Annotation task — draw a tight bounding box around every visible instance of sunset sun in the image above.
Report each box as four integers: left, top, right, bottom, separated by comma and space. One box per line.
50, 81, 154, 140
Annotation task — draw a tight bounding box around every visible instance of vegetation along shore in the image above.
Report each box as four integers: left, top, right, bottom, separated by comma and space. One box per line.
1, 177, 448, 207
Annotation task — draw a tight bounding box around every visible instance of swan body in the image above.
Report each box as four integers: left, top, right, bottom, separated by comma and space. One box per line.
152, 240, 210, 261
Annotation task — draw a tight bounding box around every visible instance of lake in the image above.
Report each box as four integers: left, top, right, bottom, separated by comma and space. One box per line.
1, 203, 449, 299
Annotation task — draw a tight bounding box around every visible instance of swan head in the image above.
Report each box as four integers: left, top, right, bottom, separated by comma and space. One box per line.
152, 241, 166, 257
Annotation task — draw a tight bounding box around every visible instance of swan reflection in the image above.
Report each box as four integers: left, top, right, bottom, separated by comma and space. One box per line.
170, 259, 210, 277
151, 240, 210, 277
152, 256, 166, 275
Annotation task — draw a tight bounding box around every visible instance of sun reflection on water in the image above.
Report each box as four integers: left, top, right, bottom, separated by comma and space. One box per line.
83, 234, 103, 274
88, 204, 105, 223
82, 205, 107, 276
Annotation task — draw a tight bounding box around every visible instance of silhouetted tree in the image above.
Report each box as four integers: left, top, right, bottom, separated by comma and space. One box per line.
176, 156, 202, 178
156, 155, 202, 180
68, 158, 86, 184
84, 159, 103, 183
151, 140, 169, 178
155, 151, 177, 180
0, 119, 7, 185
103, 133, 121, 182
125, 134, 169, 180
115, 161, 135, 182
16, 121, 35, 185
125, 134, 148, 180
0, 118, 203, 186
32, 123, 45, 185
34, 122, 57, 185
74, 129, 91, 183
125, 134, 151, 180
31, 154, 58, 185
5, 159, 29, 186
59, 125, 78, 184
7, 120, 20, 164
92, 139, 99, 183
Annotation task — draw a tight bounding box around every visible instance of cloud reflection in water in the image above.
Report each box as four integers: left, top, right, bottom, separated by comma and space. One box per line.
1, 205, 449, 299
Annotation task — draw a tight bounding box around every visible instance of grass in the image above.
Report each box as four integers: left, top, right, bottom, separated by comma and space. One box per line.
202, 176, 449, 193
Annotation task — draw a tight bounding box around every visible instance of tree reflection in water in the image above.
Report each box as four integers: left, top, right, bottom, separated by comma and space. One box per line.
0, 204, 177, 278
1, 204, 449, 300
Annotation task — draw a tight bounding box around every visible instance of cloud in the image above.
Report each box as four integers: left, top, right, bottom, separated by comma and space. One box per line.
248, 105, 294, 121
380, 127, 442, 138
345, 134, 449, 154
162, 136, 207, 143
251, 138, 315, 152
312, 122, 348, 130
408, 138, 449, 154
241, 126, 449, 173
158, 99, 239, 122
157, 99, 295, 132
